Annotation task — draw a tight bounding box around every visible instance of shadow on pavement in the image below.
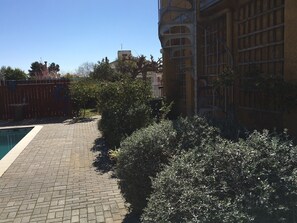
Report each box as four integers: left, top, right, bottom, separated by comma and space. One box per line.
0, 116, 98, 127
123, 211, 141, 223
63, 117, 96, 125
0, 117, 70, 127
91, 137, 115, 175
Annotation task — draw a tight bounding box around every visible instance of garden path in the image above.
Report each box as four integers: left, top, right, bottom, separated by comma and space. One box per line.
0, 117, 127, 223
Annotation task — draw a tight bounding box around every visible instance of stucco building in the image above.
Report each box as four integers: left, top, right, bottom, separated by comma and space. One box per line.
159, 0, 297, 135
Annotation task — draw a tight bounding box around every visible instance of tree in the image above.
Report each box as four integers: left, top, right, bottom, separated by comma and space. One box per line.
0, 66, 5, 80
28, 61, 60, 79
116, 55, 162, 80
48, 62, 60, 77
97, 79, 153, 148
0, 66, 27, 80
69, 78, 100, 117
89, 58, 119, 81
28, 61, 45, 78
76, 62, 95, 77
63, 73, 80, 80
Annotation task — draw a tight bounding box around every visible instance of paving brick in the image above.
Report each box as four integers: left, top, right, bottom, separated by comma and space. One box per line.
13, 218, 22, 223
20, 216, 30, 223
47, 212, 55, 219
0, 117, 128, 222
71, 215, 79, 223
96, 215, 105, 223
105, 218, 114, 223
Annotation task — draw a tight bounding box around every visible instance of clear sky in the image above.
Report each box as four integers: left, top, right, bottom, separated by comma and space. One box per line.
0, 0, 161, 74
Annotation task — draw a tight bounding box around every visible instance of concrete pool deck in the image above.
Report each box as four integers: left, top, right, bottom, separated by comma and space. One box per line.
0, 117, 128, 223
0, 125, 43, 177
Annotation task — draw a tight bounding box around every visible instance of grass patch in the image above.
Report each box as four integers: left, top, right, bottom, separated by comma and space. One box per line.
79, 108, 99, 118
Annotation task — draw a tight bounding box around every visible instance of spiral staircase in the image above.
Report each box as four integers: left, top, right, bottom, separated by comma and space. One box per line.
158, 0, 233, 116
158, 0, 197, 114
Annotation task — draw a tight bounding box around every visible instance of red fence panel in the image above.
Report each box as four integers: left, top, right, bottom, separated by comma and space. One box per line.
0, 80, 72, 120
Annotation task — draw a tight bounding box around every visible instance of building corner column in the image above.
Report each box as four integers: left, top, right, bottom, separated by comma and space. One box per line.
284, 0, 297, 136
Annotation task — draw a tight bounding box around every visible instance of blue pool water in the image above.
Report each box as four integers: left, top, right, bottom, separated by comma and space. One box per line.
0, 127, 33, 160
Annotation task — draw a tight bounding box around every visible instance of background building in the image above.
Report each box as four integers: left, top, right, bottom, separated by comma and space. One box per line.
159, 0, 297, 136
117, 50, 132, 60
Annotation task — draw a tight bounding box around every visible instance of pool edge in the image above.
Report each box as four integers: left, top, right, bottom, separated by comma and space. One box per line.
0, 125, 43, 177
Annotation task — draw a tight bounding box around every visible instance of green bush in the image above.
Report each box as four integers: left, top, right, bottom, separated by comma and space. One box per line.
97, 79, 153, 148
116, 116, 219, 214
69, 78, 100, 117
149, 98, 173, 122
174, 116, 219, 152
142, 130, 297, 223
207, 115, 248, 141
116, 121, 176, 213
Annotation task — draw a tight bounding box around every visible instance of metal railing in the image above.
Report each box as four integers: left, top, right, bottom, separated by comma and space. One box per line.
200, 0, 221, 11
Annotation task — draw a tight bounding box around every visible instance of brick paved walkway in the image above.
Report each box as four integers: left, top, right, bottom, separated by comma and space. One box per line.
0, 117, 127, 223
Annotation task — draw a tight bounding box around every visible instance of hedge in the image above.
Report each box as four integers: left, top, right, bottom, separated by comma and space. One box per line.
142, 130, 297, 223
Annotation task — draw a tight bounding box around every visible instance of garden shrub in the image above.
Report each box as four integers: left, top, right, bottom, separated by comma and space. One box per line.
149, 98, 173, 122
116, 121, 176, 213
174, 116, 219, 151
116, 116, 220, 214
69, 78, 100, 117
142, 130, 297, 223
241, 130, 297, 222
97, 79, 153, 148
207, 115, 248, 141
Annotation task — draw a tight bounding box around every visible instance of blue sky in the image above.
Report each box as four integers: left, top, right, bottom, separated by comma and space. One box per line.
0, 0, 161, 74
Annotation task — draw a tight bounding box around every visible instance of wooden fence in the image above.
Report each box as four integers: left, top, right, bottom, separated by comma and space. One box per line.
0, 80, 72, 120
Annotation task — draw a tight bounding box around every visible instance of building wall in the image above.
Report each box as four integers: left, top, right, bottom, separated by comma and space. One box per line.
117, 50, 132, 60
162, 49, 194, 116
159, 0, 197, 116
150, 72, 163, 98
160, 0, 297, 136
284, 0, 297, 136
233, 0, 285, 131
284, 0, 297, 81
197, 0, 297, 135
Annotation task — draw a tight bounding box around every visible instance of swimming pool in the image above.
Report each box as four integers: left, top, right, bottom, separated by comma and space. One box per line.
0, 125, 43, 177
0, 127, 33, 159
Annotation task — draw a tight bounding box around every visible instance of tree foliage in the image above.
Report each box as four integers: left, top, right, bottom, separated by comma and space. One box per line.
69, 78, 100, 117
28, 61, 45, 78
116, 55, 162, 80
28, 61, 60, 79
48, 62, 60, 76
89, 58, 120, 81
76, 62, 94, 77
97, 78, 153, 148
0, 67, 4, 80
0, 66, 27, 80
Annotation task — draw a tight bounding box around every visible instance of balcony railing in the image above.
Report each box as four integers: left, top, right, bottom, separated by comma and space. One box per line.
200, 0, 221, 11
